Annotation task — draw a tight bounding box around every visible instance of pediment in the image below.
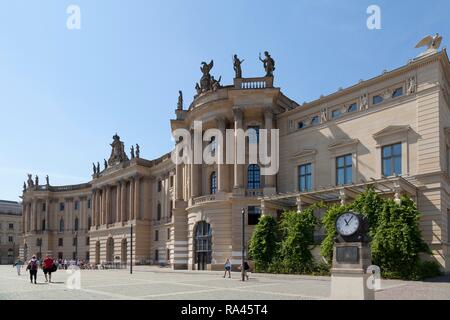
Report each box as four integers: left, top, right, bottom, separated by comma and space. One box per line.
290, 149, 317, 160
328, 138, 359, 150
373, 125, 410, 139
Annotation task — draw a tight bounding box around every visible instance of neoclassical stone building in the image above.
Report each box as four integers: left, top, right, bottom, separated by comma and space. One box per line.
0, 200, 22, 264
22, 40, 450, 272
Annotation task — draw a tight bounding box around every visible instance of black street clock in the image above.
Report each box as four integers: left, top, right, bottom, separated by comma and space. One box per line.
335, 211, 369, 243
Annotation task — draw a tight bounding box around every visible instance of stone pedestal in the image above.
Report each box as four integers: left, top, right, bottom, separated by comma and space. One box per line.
330, 242, 374, 300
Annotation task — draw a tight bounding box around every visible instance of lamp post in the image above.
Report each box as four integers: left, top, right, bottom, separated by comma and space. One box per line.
74, 232, 78, 262
241, 208, 246, 282
130, 224, 133, 274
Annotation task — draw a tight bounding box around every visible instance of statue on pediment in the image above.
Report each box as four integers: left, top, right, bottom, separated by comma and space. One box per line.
136, 144, 140, 158
108, 133, 129, 166
35, 175, 39, 187
97, 162, 100, 173
130, 145, 135, 159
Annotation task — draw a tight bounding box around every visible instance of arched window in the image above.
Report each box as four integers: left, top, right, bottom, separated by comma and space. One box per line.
74, 217, 79, 231
59, 219, 64, 232
247, 164, 261, 190
210, 171, 217, 194
157, 202, 161, 221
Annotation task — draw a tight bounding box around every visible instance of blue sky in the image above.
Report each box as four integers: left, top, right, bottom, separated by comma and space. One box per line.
0, 0, 448, 201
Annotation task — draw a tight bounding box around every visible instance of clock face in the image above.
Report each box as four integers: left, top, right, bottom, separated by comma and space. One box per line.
336, 213, 360, 236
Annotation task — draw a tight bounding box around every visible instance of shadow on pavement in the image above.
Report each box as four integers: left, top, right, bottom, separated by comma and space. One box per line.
423, 275, 450, 283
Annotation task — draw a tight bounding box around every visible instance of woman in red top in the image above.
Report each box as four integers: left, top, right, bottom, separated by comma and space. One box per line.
42, 255, 54, 283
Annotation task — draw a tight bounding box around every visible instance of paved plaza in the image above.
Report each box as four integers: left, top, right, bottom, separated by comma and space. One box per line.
0, 265, 449, 300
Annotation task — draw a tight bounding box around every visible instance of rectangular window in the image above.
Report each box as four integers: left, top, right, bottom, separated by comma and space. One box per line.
248, 126, 260, 144
347, 103, 357, 113
74, 201, 79, 210
157, 180, 162, 192
155, 230, 159, 241
59, 202, 65, 211
167, 228, 170, 240
86, 251, 90, 261
8, 223, 13, 230
42, 203, 46, 212
382, 143, 402, 177
392, 87, 403, 98
155, 250, 159, 262
9, 236, 14, 243
248, 206, 261, 225
58, 238, 63, 247
87, 199, 91, 209
373, 95, 383, 105
73, 238, 77, 246
167, 249, 170, 260
170, 176, 174, 188
72, 252, 77, 260
298, 163, 312, 192
336, 154, 353, 185
331, 109, 342, 119
86, 237, 90, 246
58, 252, 63, 260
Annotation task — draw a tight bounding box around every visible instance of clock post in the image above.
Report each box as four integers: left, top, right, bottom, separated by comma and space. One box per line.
330, 211, 374, 300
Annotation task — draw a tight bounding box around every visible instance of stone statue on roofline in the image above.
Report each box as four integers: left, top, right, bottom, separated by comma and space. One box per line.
177, 91, 183, 110
108, 133, 129, 166
415, 33, 443, 58
233, 54, 244, 78
130, 145, 135, 159
259, 51, 275, 77
136, 144, 140, 158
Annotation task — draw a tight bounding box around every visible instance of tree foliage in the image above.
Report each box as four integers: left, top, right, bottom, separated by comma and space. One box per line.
248, 215, 279, 272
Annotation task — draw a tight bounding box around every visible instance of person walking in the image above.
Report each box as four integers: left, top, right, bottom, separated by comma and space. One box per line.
42, 255, 55, 283
27, 255, 38, 284
13, 257, 24, 276
243, 261, 250, 280
223, 258, 232, 278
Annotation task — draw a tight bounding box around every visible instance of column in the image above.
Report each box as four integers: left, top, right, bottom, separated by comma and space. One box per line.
45, 199, 49, 231
101, 187, 107, 225
116, 183, 121, 224
121, 180, 127, 222
176, 163, 184, 201
190, 129, 201, 198
92, 190, 97, 227
217, 118, 228, 193
296, 196, 303, 213
233, 108, 245, 189
31, 200, 37, 231
264, 109, 276, 193
22, 203, 26, 233
129, 178, 135, 220
37, 201, 41, 231
105, 186, 111, 225
134, 175, 141, 220
339, 189, 348, 206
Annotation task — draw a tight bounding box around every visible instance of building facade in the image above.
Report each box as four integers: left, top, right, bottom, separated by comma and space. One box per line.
21, 45, 450, 272
0, 200, 22, 264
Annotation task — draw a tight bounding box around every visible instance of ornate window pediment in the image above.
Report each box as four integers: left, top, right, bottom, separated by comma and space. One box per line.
328, 139, 359, 151
290, 149, 317, 160
373, 125, 410, 140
